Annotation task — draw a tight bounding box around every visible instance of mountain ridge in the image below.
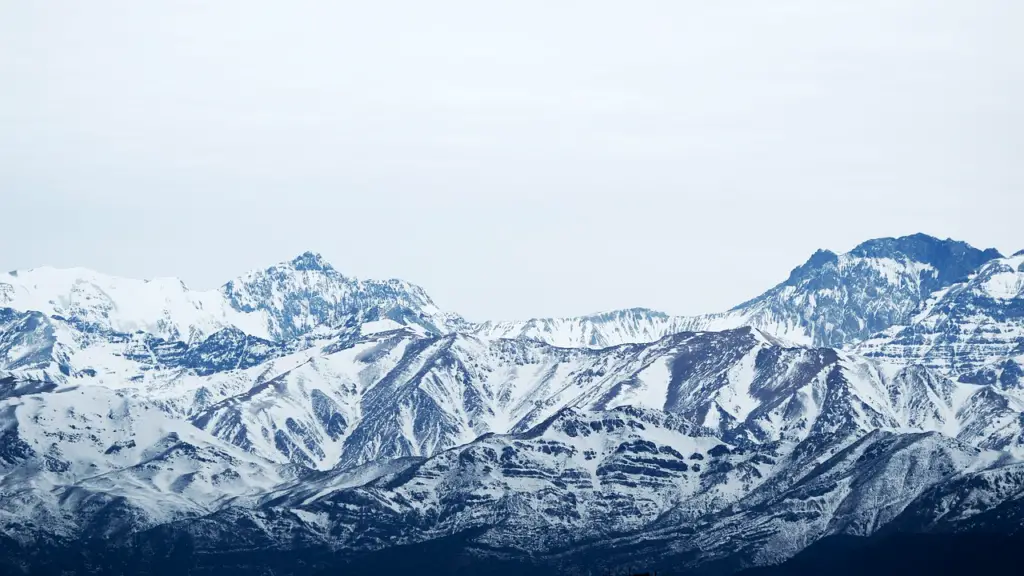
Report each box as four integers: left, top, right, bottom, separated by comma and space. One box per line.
472, 233, 1006, 351
2, 232, 1023, 575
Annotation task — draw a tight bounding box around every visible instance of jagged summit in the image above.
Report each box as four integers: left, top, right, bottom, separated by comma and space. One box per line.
288, 251, 333, 272
784, 249, 840, 284
851, 232, 991, 254
219, 253, 456, 341
849, 233, 1002, 283
706, 233, 1007, 347
777, 234, 1000, 296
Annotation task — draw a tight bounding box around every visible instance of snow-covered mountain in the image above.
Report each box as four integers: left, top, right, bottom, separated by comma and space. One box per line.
470, 307, 702, 349
0, 308, 74, 384
472, 234, 1003, 350
2, 235, 1024, 575
0, 267, 266, 343
4, 321, 1024, 567
0, 251, 461, 344
171, 325, 1024, 472
9, 406, 1019, 575
221, 251, 466, 341
857, 252, 1024, 374
2, 234, 1006, 355
0, 383, 291, 541
703, 234, 1002, 346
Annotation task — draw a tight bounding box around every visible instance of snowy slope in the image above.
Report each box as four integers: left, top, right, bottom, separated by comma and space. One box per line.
637, 430, 1022, 570
471, 308, 701, 349
958, 349, 1024, 395
857, 253, 1024, 374
0, 267, 269, 343
0, 384, 290, 540
161, 325, 1024, 472
120, 408, 1024, 575
0, 307, 300, 393
0, 308, 75, 385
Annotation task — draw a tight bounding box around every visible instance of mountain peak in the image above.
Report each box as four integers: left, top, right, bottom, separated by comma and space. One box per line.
786, 249, 839, 283
289, 251, 333, 272
850, 233, 1001, 262
849, 233, 942, 256
848, 233, 1002, 284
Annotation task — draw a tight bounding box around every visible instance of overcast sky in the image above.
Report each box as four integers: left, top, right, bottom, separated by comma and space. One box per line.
1, 1, 1021, 321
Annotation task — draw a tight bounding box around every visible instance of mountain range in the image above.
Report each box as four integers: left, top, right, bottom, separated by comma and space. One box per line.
2, 233, 1023, 575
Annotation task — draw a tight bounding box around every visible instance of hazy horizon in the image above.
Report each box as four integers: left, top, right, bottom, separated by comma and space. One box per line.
3, 1, 1021, 320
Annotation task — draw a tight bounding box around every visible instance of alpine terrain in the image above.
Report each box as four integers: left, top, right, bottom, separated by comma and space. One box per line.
2, 234, 1023, 575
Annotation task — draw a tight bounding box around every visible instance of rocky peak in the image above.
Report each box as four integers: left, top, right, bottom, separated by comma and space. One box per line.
785, 249, 839, 284
288, 251, 334, 272
849, 233, 1002, 285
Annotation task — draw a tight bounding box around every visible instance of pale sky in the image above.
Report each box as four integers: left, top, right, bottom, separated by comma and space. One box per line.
1, 1, 1021, 321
